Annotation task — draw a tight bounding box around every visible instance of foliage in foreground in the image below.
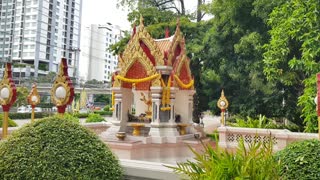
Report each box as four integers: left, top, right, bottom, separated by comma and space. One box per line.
0, 116, 122, 179
0, 114, 17, 127
275, 139, 320, 180
168, 138, 279, 180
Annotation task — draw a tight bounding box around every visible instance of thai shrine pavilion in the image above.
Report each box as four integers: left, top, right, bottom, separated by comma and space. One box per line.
102, 17, 196, 144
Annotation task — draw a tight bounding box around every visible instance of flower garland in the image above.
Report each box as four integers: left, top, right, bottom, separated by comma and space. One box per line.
174, 74, 194, 89
115, 73, 160, 83
110, 91, 115, 111
160, 77, 171, 111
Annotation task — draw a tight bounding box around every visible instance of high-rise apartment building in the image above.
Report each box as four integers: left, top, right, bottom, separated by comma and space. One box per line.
0, 0, 82, 82
80, 23, 123, 83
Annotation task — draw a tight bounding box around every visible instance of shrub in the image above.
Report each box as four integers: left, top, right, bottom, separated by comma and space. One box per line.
86, 113, 105, 123
103, 105, 111, 112
63, 113, 80, 123
0, 114, 17, 127
168, 138, 280, 180
229, 115, 301, 131
275, 139, 320, 179
0, 116, 122, 179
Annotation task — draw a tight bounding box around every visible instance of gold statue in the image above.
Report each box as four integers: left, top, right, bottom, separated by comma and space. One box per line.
140, 92, 152, 119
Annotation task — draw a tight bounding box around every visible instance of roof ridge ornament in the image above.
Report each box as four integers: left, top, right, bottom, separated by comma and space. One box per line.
139, 15, 144, 27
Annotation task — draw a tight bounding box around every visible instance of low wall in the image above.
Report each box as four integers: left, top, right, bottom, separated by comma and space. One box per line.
218, 126, 318, 151
82, 122, 110, 135
121, 159, 180, 180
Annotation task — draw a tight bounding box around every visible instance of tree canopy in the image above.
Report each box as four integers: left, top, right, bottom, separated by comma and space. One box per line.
263, 0, 320, 132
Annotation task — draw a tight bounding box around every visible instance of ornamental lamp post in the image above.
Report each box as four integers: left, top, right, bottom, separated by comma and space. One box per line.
27, 83, 40, 123
0, 63, 17, 139
51, 58, 74, 116
217, 90, 229, 127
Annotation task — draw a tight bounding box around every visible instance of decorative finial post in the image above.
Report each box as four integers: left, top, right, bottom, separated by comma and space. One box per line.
0, 63, 17, 139
51, 58, 74, 115
27, 83, 40, 123
217, 90, 229, 126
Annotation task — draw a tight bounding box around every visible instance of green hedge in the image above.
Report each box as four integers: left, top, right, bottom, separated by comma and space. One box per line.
9, 112, 55, 120
93, 110, 112, 116
86, 113, 105, 123
0, 114, 17, 127
275, 139, 320, 179
0, 116, 123, 179
74, 113, 89, 118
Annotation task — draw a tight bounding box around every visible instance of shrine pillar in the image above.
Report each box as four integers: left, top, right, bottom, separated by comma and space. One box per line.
188, 90, 196, 124
169, 87, 179, 124
150, 87, 162, 124
148, 86, 180, 143
100, 87, 132, 138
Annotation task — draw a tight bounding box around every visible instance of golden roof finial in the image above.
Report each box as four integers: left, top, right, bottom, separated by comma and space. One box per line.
175, 18, 181, 35
139, 15, 144, 26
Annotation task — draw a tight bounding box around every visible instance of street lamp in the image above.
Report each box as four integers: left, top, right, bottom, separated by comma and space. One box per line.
0, 63, 17, 139
217, 90, 229, 126
50, 58, 74, 115
27, 84, 40, 123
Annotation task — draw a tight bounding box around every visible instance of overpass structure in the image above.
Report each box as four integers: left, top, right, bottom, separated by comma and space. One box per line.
37, 86, 111, 95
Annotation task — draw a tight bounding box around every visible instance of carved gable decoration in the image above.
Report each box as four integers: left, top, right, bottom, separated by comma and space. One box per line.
121, 16, 164, 68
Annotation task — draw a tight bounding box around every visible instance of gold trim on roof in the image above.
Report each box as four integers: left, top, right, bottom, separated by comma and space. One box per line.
175, 55, 191, 77
167, 19, 187, 66
122, 18, 164, 66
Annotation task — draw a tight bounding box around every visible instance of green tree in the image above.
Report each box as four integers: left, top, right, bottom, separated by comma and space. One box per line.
85, 79, 103, 85
263, 0, 320, 132
117, 0, 186, 15
94, 94, 111, 104
14, 87, 29, 107
200, 0, 287, 118
37, 72, 56, 83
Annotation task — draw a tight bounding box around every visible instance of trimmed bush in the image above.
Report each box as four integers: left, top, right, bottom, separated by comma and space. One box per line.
0, 114, 17, 127
275, 139, 320, 179
86, 113, 105, 123
0, 116, 123, 179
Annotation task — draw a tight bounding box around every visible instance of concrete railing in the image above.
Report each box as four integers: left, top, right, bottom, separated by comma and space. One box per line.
218, 126, 318, 151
